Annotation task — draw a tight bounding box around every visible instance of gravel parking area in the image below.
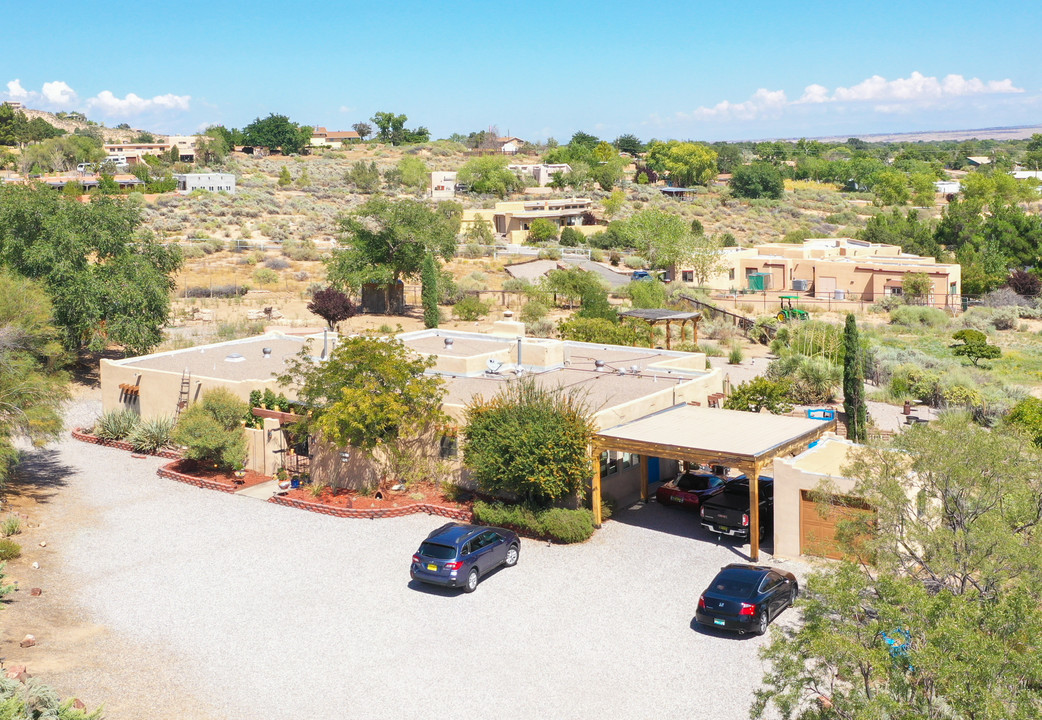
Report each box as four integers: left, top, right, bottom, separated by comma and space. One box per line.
21, 398, 807, 719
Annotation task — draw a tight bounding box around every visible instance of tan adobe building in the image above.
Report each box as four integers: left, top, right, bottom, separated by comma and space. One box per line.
309, 127, 361, 149
461, 198, 600, 244
683, 237, 961, 307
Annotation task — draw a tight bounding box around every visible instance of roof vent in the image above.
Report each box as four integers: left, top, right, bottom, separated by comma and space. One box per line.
444, 337, 454, 349
225, 353, 245, 363
262, 347, 272, 358
594, 359, 606, 372
630, 365, 640, 374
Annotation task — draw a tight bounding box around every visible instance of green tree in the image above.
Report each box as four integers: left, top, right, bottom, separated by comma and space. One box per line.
756, 416, 1042, 720
602, 189, 625, 219
527, 218, 559, 243
327, 198, 459, 308
541, 266, 608, 310
713, 143, 744, 173
548, 171, 568, 191
645, 141, 718, 187
722, 377, 793, 414
464, 378, 596, 505
370, 111, 428, 145
559, 226, 584, 247
729, 162, 784, 199
909, 172, 936, 207
464, 216, 495, 245
613, 133, 644, 155
421, 253, 440, 328
951, 328, 1001, 366
1006, 397, 1042, 446
556, 317, 646, 345
686, 233, 726, 286
901, 271, 932, 304
351, 122, 372, 141
243, 113, 307, 154
295, 166, 311, 188
872, 169, 911, 206
393, 155, 428, 192
344, 160, 381, 193
627, 209, 694, 270
278, 335, 446, 482
859, 208, 941, 258
168, 144, 180, 163
278, 166, 292, 187
842, 314, 867, 443
172, 388, 249, 470
456, 155, 523, 197
0, 185, 181, 354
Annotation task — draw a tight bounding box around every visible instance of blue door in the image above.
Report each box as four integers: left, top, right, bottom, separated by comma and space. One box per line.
647, 456, 660, 483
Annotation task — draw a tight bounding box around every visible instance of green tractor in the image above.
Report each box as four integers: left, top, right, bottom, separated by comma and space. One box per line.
777, 295, 809, 323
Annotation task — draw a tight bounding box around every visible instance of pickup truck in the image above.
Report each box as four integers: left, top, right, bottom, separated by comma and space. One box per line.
699, 476, 773, 539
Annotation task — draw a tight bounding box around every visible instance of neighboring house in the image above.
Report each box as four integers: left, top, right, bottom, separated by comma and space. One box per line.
165, 135, 198, 162
103, 141, 174, 165
174, 172, 236, 194
460, 197, 598, 243
495, 136, 525, 154
965, 156, 991, 167
680, 237, 962, 308
2, 101, 23, 109
3, 172, 144, 192
934, 180, 961, 194
99, 327, 724, 506
430, 170, 458, 199
507, 163, 571, 187
309, 127, 361, 149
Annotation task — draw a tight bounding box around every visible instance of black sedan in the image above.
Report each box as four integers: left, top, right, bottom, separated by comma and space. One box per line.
410, 522, 520, 593
695, 564, 798, 635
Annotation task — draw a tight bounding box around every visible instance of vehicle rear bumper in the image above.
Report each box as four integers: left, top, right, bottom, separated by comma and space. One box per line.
410, 567, 462, 588
695, 610, 756, 632
700, 522, 749, 538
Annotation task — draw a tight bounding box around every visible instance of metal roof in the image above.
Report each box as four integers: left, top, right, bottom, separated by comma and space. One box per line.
618, 309, 701, 321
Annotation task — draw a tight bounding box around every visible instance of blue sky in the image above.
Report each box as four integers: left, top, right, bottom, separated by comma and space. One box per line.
5, 0, 1040, 142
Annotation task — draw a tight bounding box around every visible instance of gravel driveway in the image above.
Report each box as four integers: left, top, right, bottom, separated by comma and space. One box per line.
32, 398, 805, 719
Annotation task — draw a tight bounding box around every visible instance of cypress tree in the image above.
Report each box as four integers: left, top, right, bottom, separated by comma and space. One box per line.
421, 253, 440, 328
842, 313, 867, 443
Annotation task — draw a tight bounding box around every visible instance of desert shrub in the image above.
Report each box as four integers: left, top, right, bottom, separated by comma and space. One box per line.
502, 277, 533, 294
749, 316, 778, 345
528, 318, 556, 337
537, 248, 562, 260
0, 538, 21, 561
982, 287, 1033, 308
869, 296, 904, 312
457, 272, 488, 293
93, 409, 139, 440
282, 237, 321, 261
728, 342, 745, 364
559, 226, 584, 247
252, 267, 279, 285
626, 280, 668, 309
961, 306, 1019, 331
767, 354, 842, 403
890, 305, 950, 329
527, 218, 559, 242
452, 295, 490, 321
263, 257, 290, 270
520, 300, 548, 324
1006, 397, 1042, 446
622, 255, 645, 269
127, 416, 176, 454
589, 248, 605, 262
1, 516, 20, 537
558, 317, 648, 346
471, 502, 595, 544
183, 284, 247, 299
182, 245, 206, 259
172, 388, 249, 470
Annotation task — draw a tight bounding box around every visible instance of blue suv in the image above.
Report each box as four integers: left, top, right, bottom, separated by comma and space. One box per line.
410, 523, 520, 593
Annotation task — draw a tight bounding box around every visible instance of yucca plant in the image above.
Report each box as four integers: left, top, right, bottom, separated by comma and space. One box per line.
93, 409, 140, 440
1, 516, 20, 537
127, 415, 176, 454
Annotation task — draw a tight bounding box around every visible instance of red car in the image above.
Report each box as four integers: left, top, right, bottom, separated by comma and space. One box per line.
655, 471, 727, 511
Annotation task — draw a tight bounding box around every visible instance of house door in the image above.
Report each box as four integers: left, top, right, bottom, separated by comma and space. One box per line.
800, 491, 873, 560
816, 276, 837, 299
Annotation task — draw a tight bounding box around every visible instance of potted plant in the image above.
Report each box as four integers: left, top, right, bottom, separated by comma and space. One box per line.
275, 467, 291, 492
233, 461, 247, 481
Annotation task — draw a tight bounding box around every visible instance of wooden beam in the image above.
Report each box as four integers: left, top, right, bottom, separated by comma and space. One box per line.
591, 445, 603, 528
749, 463, 761, 562
639, 454, 649, 502
665, 319, 672, 350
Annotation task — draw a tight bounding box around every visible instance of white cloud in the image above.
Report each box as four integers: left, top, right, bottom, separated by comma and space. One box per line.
1, 79, 191, 118
679, 71, 1024, 124
85, 90, 191, 116
338, 105, 353, 114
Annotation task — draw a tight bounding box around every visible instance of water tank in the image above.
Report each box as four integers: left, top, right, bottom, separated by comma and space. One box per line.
791, 279, 808, 291
834, 289, 846, 300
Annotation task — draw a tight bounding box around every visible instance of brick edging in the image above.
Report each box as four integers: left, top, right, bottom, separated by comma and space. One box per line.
268, 494, 473, 521
71, 428, 182, 460
157, 461, 238, 494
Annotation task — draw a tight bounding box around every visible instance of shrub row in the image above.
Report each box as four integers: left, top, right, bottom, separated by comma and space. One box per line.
91, 410, 176, 454
472, 501, 595, 544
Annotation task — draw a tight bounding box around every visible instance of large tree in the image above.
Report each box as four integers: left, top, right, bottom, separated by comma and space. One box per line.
0, 185, 181, 354
242, 113, 310, 154
370, 111, 429, 145
755, 416, 1042, 720
456, 155, 524, 197
729, 162, 785, 199
842, 314, 867, 443
645, 141, 718, 187
626, 208, 694, 271
326, 198, 460, 310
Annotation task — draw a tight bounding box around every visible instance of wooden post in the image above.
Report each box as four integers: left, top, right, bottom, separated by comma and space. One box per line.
639, 454, 649, 502
692, 319, 699, 345
591, 445, 603, 528
665, 320, 672, 350
749, 463, 761, 562
680, 320, 687, 344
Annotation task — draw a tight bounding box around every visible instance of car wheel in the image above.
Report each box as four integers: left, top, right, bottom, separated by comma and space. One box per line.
754, 610, 768, 636
789, 585, 798, 608
505, 544, 519, 567
463, 568, 479, 593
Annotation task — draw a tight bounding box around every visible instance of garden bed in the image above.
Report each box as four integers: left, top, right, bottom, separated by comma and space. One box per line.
158, 459, 270, 494
71, 428, 182, 459
270, 482, 473, 521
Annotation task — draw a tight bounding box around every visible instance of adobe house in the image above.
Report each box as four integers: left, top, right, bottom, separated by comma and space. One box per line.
461, 197, 600, 243
309, 127, 361, 149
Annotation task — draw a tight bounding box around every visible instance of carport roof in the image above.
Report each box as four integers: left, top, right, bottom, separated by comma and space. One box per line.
594, 403, 835, 470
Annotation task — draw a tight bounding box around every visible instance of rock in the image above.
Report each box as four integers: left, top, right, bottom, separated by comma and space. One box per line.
29, 588, 41, 596
30, 562, 39, 570
4, 665, 29, 682
38, 541, 46, 547
19, 634, 35, 648
72, 699, 86, 710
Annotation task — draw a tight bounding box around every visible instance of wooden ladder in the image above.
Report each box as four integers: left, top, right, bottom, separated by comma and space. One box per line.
175, 369, 191, 418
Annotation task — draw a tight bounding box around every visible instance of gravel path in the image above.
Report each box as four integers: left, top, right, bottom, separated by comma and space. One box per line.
28, 397, 806, 719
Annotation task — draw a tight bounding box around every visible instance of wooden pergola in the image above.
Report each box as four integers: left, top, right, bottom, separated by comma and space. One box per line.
591, 404, 836, 561
618, 309, 701, 350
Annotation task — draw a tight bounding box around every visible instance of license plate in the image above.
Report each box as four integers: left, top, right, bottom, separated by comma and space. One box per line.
670, 496, 684, 503
714, 619, 726, 626
716, 525, 729, 533
427, 564, 437, 572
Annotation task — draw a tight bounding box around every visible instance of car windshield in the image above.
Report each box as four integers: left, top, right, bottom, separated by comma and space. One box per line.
418, 542, 456, 560
677, 474, 720, 491
711, 574, 757, 597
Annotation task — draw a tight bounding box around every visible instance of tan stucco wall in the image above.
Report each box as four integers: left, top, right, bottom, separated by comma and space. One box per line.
592, 366, 721, 430
771, 436, 858, 559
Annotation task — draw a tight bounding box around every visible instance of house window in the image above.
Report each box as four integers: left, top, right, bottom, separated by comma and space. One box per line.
682, 271, 694, 283
599, 450, 639, 476
729, 269, 736, 281
439, 435, 458, 459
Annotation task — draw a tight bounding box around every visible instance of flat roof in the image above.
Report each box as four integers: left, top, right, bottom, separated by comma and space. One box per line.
619, 309, 701, 321
595, 404, 834, 468
119, 334, 312, 381
403, 335, 511, 358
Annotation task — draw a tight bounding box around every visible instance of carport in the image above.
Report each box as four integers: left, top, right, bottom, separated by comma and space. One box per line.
591, 404, 836, 560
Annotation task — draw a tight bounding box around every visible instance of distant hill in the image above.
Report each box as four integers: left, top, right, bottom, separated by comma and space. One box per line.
17, 107, 147, 143
804, 124, 1042, 144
